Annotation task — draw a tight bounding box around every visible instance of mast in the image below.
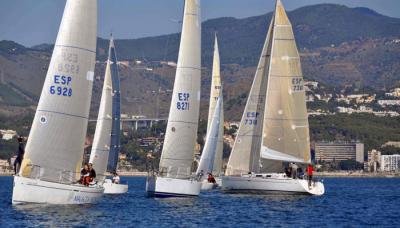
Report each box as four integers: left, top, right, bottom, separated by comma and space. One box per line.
159, 0, 202, 179
107, 36, 121, 172
260, 0, 311, 164
89, 36, 114, 180
207, 34, 224, 175
225, 17, 274, 176
20, 0, 97, 182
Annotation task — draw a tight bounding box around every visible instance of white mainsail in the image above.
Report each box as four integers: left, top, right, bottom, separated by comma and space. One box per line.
20, 0, 97, 182
207, 34, 224, 175
225, 19, 274, 176
89, 38, 115, 180
260, 0, 311, 164
159, 0, 201, 178
197, 92, 223, 177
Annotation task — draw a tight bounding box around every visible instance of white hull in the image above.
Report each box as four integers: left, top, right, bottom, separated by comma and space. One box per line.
12, 176, 104, 205
200, 180, 218, 191
221, 173, 324, 196
103, 181, 128, 194
146, 176, 201, 197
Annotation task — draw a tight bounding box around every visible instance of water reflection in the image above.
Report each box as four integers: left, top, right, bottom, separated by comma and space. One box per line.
14, 204, 105, 227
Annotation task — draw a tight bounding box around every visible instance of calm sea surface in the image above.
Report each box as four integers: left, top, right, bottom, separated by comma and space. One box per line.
0, 176, 399, 227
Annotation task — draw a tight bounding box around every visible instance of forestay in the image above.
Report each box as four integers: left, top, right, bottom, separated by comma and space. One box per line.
159, 0, 202, 178
89, 38, 114, 180
207, 34, 224, 176
260, 0, 311, 164
20, 0, 97, 182
225, 19, 274, 176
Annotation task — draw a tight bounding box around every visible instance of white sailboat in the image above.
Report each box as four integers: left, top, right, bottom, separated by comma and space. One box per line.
197, 92, 223, 190
222, 0, 324, 196
208, 34, 224, 178
12, 0, 103, 204
146, 0, 202, 197
89, 36, 128, 194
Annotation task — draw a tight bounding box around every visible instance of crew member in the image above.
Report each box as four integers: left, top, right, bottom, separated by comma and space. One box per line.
112, 172, 120, 184
14, 136, 25, 174
307, 164, 314, 187
207, 173, 216, 183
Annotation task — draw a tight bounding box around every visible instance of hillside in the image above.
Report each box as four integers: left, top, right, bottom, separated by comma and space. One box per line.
1, 4, 400, 120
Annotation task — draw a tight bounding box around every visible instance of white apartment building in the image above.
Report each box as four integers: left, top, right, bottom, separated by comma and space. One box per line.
380, 155, 400, 172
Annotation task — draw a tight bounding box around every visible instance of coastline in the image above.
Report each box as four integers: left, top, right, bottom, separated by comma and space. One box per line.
1, 171, 399, 178
315, 171, 400, 178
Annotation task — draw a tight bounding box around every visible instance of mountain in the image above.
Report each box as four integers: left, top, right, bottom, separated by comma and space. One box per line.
1, 4, 400, 120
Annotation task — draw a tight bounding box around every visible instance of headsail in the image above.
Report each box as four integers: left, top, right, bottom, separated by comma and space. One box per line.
225, 19, 274, 176
197, 92, 223, 177
107, 37, 121, 172
260, 0, 311, 164
89, 37, 114, 180
20, 0, 97, 182
207, 34, 224, 176
159, 0, 202, 178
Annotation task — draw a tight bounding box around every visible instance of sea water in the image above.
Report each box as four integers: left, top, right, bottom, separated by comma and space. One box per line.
0, 176, 399, 227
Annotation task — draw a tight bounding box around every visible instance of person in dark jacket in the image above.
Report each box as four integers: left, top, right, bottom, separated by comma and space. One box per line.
80, 164, 90, 185
14, 136, 25, 174
88, 163, 96, 183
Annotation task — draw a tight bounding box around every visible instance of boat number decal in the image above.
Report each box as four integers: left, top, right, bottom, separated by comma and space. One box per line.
50, 75, 72, 97
244, 112, 259, 125
292, 77, 304, 92
177, 93, 190, 110
74, 195, 91, 203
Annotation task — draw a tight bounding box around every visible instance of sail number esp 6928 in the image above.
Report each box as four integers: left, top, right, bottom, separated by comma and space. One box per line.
50, 75, 72, 97
177, 92, 190, 110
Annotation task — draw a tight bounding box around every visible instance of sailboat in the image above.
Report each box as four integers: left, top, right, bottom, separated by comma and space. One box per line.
197, 34, 224, 190
89, 36, 128, 194
196, 92, 223, 190
12, 0, 103, 204
221, 0, 324, 196
208, 34, 224, 179
146, 0, 202, 197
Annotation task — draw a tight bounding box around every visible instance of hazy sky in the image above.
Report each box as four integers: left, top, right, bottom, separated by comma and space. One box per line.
0, 0, 399, 46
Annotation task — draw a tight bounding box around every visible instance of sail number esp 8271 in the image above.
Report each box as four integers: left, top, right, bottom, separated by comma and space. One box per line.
177, 92, 190, 110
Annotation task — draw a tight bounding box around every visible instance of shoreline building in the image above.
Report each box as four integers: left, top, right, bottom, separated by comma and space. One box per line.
380, 155, 400, 172
315, 142, 364, 163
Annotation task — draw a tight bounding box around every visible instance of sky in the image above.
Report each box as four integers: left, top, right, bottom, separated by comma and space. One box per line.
0, 0, 399, 47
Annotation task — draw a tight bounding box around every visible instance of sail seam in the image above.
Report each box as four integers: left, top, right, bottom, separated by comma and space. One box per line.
91, 148, 109, 152
55, 45, 96, 54
270, 74, 302, 78
37, 110, 88, 119
168, 120, 198, 125
176, 66, 202, 71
